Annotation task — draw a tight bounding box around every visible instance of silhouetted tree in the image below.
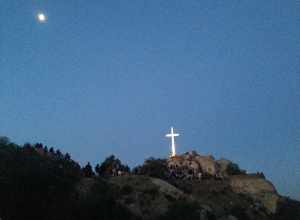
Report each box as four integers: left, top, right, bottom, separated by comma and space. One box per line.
49, 147, 54, 154
82, 162, 94, 177
0, 136, 10, 145
65, 153, 71, 160
98, 155, 130, 176
227, 162, 243, 175
0, 137, 138, 220
134, 157, 168, 179
34, 143, 43, 149
0, 139, 83, 220
95, 163, 101, 176
23, 142, 32, 149
56, 149, 62, 157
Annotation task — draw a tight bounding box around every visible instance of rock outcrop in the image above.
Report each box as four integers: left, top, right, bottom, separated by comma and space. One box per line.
1, 139, 299, 220
167, 151, 220, 179
229, 175, 279, 213
166, 151, 244, 179
165, 151, 279, 214
109, 176, 186, 219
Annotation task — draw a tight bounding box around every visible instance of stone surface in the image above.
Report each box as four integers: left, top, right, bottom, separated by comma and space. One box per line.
167, 151, 219, 177
217, 158, 233, 177
229, 175, 279, 213
109, 176, 185, 220
195, 155, 218, 176
151, 177, 184, 199
229, 175, 277, 195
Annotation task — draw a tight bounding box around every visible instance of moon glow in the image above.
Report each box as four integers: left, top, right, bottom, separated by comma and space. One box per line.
37, 13, 47, 22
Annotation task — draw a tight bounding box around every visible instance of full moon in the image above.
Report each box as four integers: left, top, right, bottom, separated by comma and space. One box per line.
37, 13, 47, 22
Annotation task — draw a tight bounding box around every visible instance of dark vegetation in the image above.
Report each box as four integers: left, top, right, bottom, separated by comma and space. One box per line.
274, 197, 300, 220
132, 157, 169, 179
95, 155, 130, 177
0, 137, 135, 220
159, 200, 215, 220
0, 136, 299, 220
226, 162, 245, 175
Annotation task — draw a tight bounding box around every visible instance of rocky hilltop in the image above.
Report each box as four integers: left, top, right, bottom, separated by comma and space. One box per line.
132, 151, 281, 219
167, 151, 243, 178
166, 151, 279, 213
0, 137, 299, 220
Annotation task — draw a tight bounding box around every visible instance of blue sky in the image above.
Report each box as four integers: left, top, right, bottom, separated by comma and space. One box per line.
0, 1, 299, 199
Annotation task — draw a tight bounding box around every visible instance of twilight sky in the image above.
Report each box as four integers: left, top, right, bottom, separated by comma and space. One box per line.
0, 1, 299, 199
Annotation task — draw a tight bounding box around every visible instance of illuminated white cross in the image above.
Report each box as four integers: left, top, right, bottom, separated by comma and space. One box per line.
166, 127, 179, 157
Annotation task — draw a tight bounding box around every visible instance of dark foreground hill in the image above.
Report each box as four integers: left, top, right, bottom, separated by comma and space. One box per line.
0, 137, 299, 220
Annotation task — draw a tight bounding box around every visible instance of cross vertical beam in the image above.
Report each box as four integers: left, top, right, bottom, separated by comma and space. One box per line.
166, 127, 179, 157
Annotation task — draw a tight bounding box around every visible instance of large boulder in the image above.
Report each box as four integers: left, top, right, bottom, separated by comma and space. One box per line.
167, 152, 219, 177
216, 158, 232, 177
195, 155, 218, 176
109, 175, 185, 219
229, 175, 279, 213
151, 178, 184, 200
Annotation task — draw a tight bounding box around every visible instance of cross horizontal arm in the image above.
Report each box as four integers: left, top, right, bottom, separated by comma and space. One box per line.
166, 134, 179, 137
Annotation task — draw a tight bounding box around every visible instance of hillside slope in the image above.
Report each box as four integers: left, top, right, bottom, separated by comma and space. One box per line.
0, 137, 299, 220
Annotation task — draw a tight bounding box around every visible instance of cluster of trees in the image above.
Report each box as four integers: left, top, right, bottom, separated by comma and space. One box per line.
132, 157, 169, 179
0, 137, 130, 179
0, 136, 248, 182
0, 137, 80, 219
0, 137, 136, 220
1, 136, 300, 220
23, 142, 73, 161
0, 136, 204, 220
95, 155, 130, 176
81, 155, 130, 178
82, 155, 165, 179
